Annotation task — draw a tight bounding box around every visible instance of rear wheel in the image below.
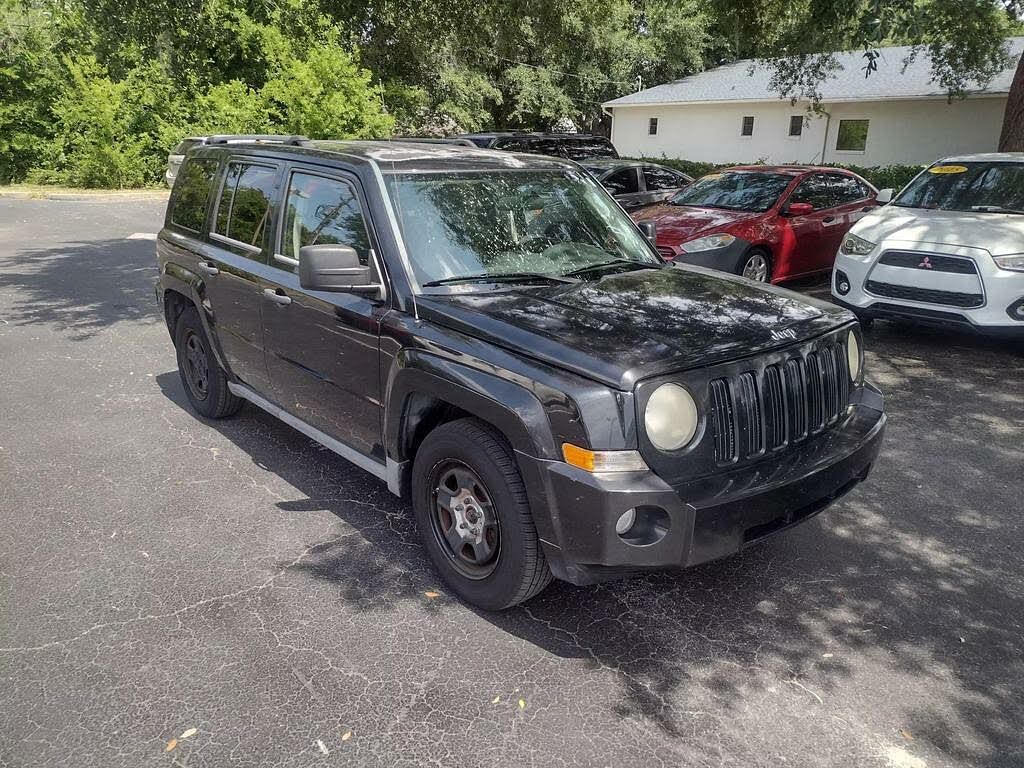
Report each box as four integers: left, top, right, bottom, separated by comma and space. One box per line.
739, 248, 772, 282
412, 418, 552, 610
174, 305, 243, 419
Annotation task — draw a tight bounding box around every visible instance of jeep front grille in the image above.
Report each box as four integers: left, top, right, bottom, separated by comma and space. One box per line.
709, 340, 850, 464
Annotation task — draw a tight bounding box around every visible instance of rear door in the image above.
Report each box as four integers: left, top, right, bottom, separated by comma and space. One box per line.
641, 166, 690, 207
602, 167, 644, 210
260, 166, 389, 459
784, 173, 842, 276
202, 157, 281, 394
827, 172, 878, 238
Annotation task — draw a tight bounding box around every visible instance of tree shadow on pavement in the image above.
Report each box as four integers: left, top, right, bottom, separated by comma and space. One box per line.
157, 315, 1024, 766
0, 239, 161, 340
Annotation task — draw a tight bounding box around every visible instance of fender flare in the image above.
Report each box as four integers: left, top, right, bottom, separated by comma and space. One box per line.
384, 349, 559, 464
159, 261, 231, 374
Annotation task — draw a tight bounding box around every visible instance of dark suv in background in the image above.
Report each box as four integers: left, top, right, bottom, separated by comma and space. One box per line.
156, 137, 885, 610
455, 131, 619, 159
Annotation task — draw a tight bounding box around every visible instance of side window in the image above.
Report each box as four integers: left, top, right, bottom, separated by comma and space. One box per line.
643, 166, 686, 191
603, 168, 640, 195
789, 174, 835, 210
648, 117, 659, 136
170, 158, 218, 232
789, 115, 803, 137
281, 172, 372, 268
830, 174, 868, 205
741, 116, 755, 136
214, 161, 278, 252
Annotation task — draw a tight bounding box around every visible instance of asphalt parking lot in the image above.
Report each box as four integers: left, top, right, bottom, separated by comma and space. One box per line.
1, 196, 1022, 768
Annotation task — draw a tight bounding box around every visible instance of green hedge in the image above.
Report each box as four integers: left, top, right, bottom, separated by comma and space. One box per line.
626, 157, 925, 193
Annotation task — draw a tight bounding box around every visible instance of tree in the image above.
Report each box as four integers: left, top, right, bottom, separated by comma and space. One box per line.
1000, 51, 1024, 149
711, 0, 1023, 150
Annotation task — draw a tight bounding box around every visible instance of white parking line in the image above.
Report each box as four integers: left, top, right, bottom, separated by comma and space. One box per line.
127, 232, 157, 240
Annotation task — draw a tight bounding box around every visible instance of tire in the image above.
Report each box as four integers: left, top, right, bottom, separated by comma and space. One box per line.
738, 248, 772, 282
174, 305, 243, 419
411, 418, 553, 610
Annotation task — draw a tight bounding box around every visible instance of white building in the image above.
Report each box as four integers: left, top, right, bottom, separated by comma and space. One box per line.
604, 39, 1024, 166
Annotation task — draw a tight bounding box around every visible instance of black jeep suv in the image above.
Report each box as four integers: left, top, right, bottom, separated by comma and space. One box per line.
156, 137, 885, 610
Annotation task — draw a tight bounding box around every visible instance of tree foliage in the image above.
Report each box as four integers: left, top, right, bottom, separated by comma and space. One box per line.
0, 0, 1020, 185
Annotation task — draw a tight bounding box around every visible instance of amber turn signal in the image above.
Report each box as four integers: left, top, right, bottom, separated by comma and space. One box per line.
561, 443, 649, 473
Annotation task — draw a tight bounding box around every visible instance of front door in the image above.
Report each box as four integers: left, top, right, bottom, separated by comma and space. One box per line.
261, 168, 388, 460
784, 173, 842, 276
202, 158, 281, 394
603, 167, 644, 210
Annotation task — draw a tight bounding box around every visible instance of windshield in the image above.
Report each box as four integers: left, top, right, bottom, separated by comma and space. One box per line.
893, 162, 1024, 213
668, 171, 794, 212
383, 169, 659, 288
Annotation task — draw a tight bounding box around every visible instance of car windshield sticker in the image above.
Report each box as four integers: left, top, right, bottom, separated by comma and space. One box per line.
928, 165, 968, 174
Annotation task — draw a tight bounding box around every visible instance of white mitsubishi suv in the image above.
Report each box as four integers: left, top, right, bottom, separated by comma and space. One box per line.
832, 153, 1024, 337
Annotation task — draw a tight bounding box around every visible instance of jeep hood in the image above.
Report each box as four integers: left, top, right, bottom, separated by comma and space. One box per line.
852, 205, 1024, 256
416, 265, 850, 390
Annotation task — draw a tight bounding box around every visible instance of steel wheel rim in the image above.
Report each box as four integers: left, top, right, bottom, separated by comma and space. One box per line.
429, 461, 500, 580
742, 253, 769, 282
183, 330, 210, 400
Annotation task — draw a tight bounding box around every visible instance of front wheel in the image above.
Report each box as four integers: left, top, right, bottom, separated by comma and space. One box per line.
739, 248, 772, 282
411, 418, 552, 610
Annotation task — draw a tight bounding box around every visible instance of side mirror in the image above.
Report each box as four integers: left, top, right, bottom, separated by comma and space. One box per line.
299, 244, 380, 294
637, 221, 657, 242
785, 202, 815, 217
875, 188, 894, 205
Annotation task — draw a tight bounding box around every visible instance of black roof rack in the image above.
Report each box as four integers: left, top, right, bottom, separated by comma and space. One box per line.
205, 134, 309, 146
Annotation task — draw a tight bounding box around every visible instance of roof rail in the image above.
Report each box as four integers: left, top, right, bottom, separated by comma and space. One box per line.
205, 134, 309, 146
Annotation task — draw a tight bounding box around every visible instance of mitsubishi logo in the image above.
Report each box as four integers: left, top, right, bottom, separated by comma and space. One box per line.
771, 328, 798, 342
918, 256, 933, 269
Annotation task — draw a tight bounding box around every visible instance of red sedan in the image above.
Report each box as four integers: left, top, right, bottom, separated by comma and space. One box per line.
633, 166, 879, 283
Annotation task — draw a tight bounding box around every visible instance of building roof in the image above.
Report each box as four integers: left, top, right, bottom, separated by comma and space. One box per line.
605, 37, 1024, 108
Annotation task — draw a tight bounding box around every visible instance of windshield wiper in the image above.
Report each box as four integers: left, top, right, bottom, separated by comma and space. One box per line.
564, 259, 663, 278
422, 271, 578, 287
969, 205, 1024, 215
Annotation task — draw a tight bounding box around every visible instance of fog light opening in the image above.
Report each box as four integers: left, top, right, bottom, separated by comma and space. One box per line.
617, 505, 671, 546
1008, 298, 1024, 321
835, 270, 851, 296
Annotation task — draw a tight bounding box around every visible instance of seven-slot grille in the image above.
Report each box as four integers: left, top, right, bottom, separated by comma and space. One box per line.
709, 339, 851, 464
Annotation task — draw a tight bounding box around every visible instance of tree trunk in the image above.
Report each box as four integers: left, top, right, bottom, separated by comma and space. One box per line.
998, 51, 1024, 152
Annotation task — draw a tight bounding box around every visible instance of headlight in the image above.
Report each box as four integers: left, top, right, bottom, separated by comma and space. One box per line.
840, 233, 876, 256
846, 331, 861, 381
680, 233, 736, 253
644, 383, 699, 451
993, 253, 1024, 272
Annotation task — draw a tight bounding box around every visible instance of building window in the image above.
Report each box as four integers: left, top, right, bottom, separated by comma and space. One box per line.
741, 116, 755, 136
836, 119, 869, 152
789, 115, 803, 137
648, 117, 659, 136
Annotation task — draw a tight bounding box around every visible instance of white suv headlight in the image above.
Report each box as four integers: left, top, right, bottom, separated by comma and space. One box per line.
644, 383, 699, 451
993, 254, 1024, 272
840, 233, 876, 256
680, 233, 736, 253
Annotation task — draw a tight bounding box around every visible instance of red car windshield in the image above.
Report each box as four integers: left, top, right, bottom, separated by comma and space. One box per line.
668, 171, 793, 213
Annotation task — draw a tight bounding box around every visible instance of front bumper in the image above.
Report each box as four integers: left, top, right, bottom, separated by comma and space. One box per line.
519, 385, 885, 586
833, 245, 1024, 337
663, 237, 750, 274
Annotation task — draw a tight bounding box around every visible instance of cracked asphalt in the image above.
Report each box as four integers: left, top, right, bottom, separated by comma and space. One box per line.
1, 197, 1022, 768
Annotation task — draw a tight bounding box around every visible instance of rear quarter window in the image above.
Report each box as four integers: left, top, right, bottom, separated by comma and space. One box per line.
169, 158, 219, 232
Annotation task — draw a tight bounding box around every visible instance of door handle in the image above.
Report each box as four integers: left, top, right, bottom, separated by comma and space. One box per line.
262, 288, 292, 307
861, 206, 874, 212
196, 261, 219, 276
823, 216, 836, 224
